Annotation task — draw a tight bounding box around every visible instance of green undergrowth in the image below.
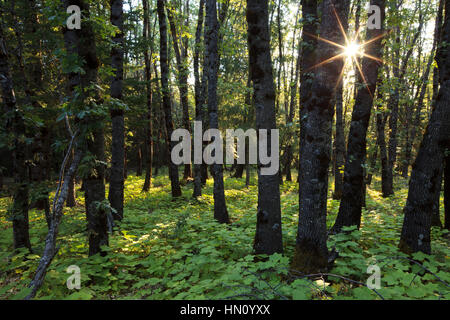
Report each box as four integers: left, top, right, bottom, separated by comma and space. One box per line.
0, 170, 449, 300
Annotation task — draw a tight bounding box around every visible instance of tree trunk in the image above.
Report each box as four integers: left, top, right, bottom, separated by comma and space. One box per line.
399, 0, 450, 254
109, 0, 125, 220
247, 0, 283, 255
332, 0, 384, 233
431, 169, 443, 228
293, 0, 349, 273
233, 164, 244, 179
0, 23, 31, 251
444, 155, 450, 230
332, 0, 385, 234
193, 0, 205, 198
124, 145, 128, 179
66, 149, 76, 207
79, 2, 108, 256
333, 81, 345, 200
142, 0, 153, 192
157, 0, 182, 198
205, 0, 229, 223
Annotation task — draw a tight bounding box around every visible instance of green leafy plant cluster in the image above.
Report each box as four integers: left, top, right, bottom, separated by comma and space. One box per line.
0, 172, 448, 300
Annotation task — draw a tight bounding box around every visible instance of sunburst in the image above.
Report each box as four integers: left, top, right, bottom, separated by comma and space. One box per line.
305, 6, 387, 96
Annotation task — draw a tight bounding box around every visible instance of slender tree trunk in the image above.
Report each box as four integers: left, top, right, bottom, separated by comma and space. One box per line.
193, 0, 205, 198
157, 0, 182, 198
205, 0, 228, 223
333, 81, 345, 200
66, 149, 76, 207
399, 0, 450, 254
109, 0, 125, 220
247, 0, 283, 255
142, 0, 153, 192
284, 11, 301, 183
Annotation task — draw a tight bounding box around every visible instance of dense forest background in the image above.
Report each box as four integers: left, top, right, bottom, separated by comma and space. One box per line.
0, 0, 449, 300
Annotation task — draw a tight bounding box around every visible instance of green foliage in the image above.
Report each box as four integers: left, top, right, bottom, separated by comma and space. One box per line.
0, 173, 448, 300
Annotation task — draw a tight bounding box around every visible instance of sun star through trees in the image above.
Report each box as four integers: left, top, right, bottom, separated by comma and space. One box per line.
305, 5, 387, 96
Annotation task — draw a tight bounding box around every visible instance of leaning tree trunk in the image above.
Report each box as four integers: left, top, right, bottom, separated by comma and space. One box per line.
0, 24, 31, 251
247, 0, 283, 255
331, 0, 385, 234
205, 0, 229, 223
399, 0, 450, 254
157, 0, 182, 198
109, 0, 125, 220
292, 0, 349, 274
66, 149, 76, 207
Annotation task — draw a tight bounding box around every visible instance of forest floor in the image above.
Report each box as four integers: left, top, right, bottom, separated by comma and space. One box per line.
0, 170, 449, 300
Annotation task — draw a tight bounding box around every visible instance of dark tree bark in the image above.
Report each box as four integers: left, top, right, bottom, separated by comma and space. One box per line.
233, 164, 244, 179
298, 0, 318, 187
109, 0, 125, 220
78, 2, 109, 256
384, 30, 401, 197
331, 0, 385, 233
246, 0, 283, 255
445, 155, 450, 230
157, 0, 182, 198
124, 145, 128, 179
142, 0, 153, 192
0, 23, 31, 251
431, 168, 443, 228
399, 0, 450, 254
292, 0, 349, 273
333, 75, 345, 200
193, 0, 205, 198
377, 104, 390, 197
205, 0, 229, 223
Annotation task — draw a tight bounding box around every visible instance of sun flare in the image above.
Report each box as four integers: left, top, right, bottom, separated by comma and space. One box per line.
344, 42, 361, 58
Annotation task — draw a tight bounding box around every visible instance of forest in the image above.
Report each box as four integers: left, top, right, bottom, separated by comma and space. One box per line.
0, 0, 449, 301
